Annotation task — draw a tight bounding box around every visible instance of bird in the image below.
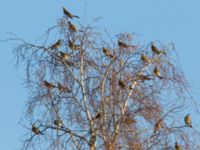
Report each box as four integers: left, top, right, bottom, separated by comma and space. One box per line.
118, 40, 129, 48
93, 112, 102, 120
123, 117, 136, 125
138, 75, 152, 81
154, 120, 162, 133
32, 125, 43, 135
57, 82, 65, 93
118, 79, 126, 89
175, 142, 182, 150
59, 51, 70, 60
141, 54, 151, 64
153, 66, 162, 79
63, 7, 79, 19
102, 47, 114, 58
54, 117, 64, 128
44, 80, 56, 90
68, 40, 81, 50
50, 39, 61, 49
184, 114, 192, 128
151, 43, 166, 55
68, 22, 77, 32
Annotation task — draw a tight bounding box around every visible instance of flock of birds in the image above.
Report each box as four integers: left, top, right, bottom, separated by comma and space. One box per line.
29, 7, 192, 150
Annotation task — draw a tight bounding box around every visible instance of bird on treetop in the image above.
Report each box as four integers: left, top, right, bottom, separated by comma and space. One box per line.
63, 7, 80, 19
118, 40, 129, 48
151, 43, 166, 55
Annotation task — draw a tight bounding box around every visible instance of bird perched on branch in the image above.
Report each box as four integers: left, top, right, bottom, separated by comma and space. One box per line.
32, 125, 43, 135
184, 114, 192, 128
68, 22, 77, 32
103, 47, 114, 58
118, 79, 126, 89
57, 82, 65, 93
54, 117, 64, 128
118, 40, 129, 48
175, 142, 182, 150
50, 39, 61, 49
141, 54, 151, 64
68, 40, 81, 50
138, 75, 152, 81
151, 43, 166, 55
44, 80, 56, 90
154, 120, 162, 133
63, 7, 79, 19
153, 66, 162, 79
59, 51, 70, 60
93, 112, 102, 120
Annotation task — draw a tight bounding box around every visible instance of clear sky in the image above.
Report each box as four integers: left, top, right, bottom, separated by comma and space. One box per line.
0, 0, 200, 149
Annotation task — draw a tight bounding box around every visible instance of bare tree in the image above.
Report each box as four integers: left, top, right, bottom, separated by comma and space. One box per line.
12, 6, 200, 150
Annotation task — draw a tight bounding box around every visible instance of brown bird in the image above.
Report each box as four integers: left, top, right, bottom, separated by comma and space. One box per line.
118, 40, 129, 48
154, 120, 162, 133
68, 22, 77, 32
118, 79, 126, 89
63, 7, 79, 19
151, 43, 166, 55
68, 40, 81, 50
153, 66, 162, 79
44, 80, 56, 90
32, 125, 43, 135
175, 142, 182, 150
57, 82, 65, 93
123, 117, 136, 125
54, 117, 64, 128
59, 51, 70, 60
184, 114, 192, 128
138, 75, 152, 81
141, 54, 151, 64
103, 47, 114, 58
51, 39, 61, 49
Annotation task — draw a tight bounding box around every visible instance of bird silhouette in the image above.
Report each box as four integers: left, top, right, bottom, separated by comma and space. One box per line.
118, 40, 129, 48
184, 114, 192, 128
118, 80, 126, 89
50, 39, 61, 49
32, 125, 43, 135
63, 7, 79, 19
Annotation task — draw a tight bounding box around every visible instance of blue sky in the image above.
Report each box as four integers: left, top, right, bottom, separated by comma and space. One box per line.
0, 0, 200, 149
